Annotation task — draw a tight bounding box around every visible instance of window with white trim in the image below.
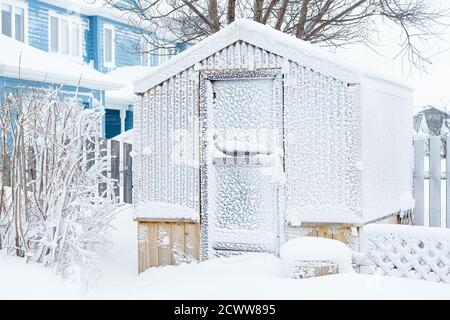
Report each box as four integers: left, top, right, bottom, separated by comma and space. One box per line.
103, 24, 115, 68
49, 13, 82, 58
157, 47, 174, 65
1, 1, 27, 43
141, 37, 151, 67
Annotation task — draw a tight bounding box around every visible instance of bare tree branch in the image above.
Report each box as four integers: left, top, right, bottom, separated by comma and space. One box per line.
295, 0, 311, 38
102, 0, 450, 71
275, 0, 290, 29
227, 0, 236, 24
254, 0, 264, 22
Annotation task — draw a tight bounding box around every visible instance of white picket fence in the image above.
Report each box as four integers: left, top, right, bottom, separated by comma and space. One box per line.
413, 135, 450, 228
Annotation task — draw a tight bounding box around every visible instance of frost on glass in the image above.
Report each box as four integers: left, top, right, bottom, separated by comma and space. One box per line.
213, 79, 273, 130
283, 62, 362, 225
200, 70, 283, 259
212, 164, 276, 228
135, 68, 199, 213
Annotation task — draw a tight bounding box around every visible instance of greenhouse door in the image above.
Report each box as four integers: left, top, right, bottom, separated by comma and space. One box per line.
199, 70, 284, 259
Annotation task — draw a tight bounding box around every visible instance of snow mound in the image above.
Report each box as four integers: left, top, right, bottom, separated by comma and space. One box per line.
134, 201, 199, 221
280, 237, 353, 278
112, 129, 135, 144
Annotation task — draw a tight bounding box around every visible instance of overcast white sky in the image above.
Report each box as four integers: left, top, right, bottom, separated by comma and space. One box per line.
335, 3, 450, 110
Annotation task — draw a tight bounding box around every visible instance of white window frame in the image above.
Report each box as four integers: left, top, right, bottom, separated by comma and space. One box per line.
48, 12, 82, 59
141, 36, 152, 67
0, 0, 28, 43
103, 24, 115, 68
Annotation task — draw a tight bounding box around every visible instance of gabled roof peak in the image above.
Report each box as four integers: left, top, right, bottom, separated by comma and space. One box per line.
134, 19, 412, 93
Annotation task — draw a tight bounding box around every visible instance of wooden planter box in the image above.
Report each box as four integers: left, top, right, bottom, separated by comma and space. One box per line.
136, 218, 200, 274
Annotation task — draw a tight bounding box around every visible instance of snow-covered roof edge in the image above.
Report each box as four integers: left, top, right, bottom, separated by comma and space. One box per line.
0, 35, 124, 91
39, 0, 130, 25
134, 19, 413, 93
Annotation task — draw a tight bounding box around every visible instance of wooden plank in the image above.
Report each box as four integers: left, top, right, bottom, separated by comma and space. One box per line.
447, 135, 450, 228
332, 227, 349, 244
413, 138, 425, 226
308, 228, 318, 237
98, 137, 107, 197
429, 136, 441, 227
157, 223, 172, 266
123, 142, 133, 204
110, 139, 120, 201
147, 222, 159, 268
184, 222, 200, 260
138, 222, 146, 274
171, 223, 185, 264
318, 226, 330, 239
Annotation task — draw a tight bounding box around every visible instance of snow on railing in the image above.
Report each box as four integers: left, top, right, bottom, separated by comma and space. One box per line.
360, 224, 450, 283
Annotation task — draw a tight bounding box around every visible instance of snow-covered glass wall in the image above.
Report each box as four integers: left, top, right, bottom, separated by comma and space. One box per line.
135, 40, 361, 229
284, 62, 361, 225
134, 67, 199, 210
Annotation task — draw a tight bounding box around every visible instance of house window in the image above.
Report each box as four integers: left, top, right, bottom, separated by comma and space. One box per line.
1, 1, 26, 42
141, 37, 151, 66
49, 13, 81, 58
103, 24, 115, 68
50, 16, 58, 52
157, 47, 174, 65
14, 7, 24, 42
71, 22, 80, 57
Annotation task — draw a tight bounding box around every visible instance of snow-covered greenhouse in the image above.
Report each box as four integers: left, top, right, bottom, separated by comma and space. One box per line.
132, 19, 413, 272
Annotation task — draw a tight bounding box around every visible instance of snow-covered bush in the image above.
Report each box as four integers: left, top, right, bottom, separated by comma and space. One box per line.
0, 87, 118, 287
280, 237, 353, 279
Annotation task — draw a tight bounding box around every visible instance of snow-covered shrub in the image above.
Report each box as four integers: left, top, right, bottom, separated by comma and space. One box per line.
0, 87, 118, 288
280, 237, 353, 279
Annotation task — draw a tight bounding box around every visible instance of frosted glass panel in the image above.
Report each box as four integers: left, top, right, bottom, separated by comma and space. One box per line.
206, 74, 282, 256
213, 79, 273, 130
213, 165, 275, 230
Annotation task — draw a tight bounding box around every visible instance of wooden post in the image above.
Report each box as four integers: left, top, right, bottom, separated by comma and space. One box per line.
86, 139, 95, 171
110, 139, 120, 201
429, 136, 441, 227
123, 142, 132, 204
158, 223, 172, 266
413, 138, 425, 226
2, 156, 11, 187
98, 138, 108, 197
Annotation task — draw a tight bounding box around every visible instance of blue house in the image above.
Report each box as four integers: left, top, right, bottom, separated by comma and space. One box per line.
0, 0, 181, 138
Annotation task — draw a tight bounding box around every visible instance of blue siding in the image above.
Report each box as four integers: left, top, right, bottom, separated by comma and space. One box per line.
25, 0, 178, 72
28, 1, 92, 64
95, 17, 141, 73
28, 0, 48, 51
0, 76, 102, 106
125, 110, 133, 131
105, 109, 121, 139
3, 1, 189, 138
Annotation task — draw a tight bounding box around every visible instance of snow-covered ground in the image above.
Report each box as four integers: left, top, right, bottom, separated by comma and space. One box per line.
1, 205, 450, 300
